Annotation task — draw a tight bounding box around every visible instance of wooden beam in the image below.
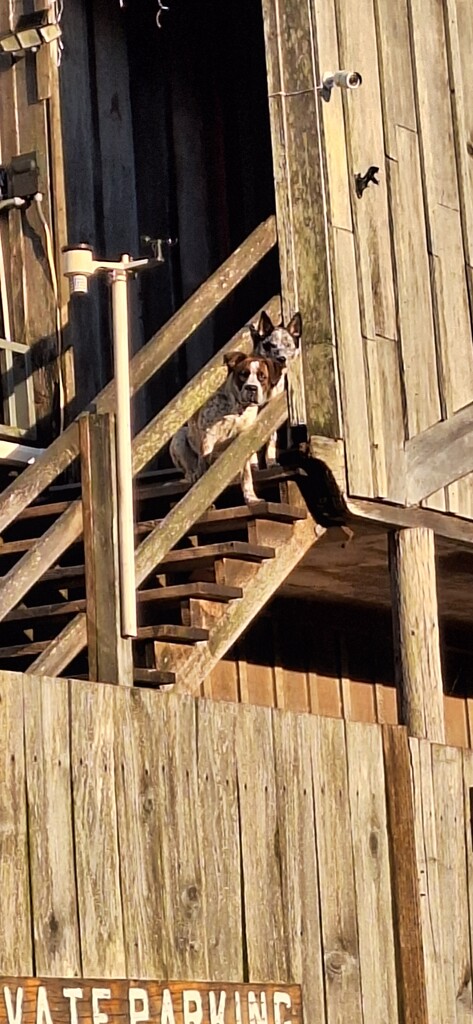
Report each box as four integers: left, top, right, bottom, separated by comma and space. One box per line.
28, 614, 87, 676
346, 496, 473, 545
405, 401, 473, 505
261, 0, 339, 436
80, 414, 133, 686
388, 528, 445, 742
382, 726, 429, 1024
172, 517, 325, 696
0, 217, 277, 535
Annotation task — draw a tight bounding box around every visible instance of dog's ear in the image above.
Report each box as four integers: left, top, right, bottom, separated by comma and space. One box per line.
267, 358, 284, 387
256, 310, 274, 337
287, 312, 302, 346
224, 351, 247, 373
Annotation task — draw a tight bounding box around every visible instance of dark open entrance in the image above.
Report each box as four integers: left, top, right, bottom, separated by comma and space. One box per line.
125, 0, 278, 376
60, 0, 278, 412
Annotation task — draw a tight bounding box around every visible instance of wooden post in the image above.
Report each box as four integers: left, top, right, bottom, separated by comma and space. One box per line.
261, 0, 340, 437
80, 413, 133, 686
388, 527, 445, 742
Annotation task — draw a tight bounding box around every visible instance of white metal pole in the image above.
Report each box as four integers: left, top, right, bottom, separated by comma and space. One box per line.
111, 255, 137, 638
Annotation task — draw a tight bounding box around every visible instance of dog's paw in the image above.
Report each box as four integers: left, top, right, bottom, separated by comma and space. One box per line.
244, 493, 260, 507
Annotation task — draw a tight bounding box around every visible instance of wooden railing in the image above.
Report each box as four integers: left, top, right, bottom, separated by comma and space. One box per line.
0, 218, 280, 674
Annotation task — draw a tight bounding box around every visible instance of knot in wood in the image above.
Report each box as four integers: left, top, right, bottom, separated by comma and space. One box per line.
325, 950, 355, 978
182, 884, 201, 911
369, 828, 379, 857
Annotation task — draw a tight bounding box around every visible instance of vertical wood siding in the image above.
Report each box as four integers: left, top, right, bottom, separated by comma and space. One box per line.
1, 675, 472, 1021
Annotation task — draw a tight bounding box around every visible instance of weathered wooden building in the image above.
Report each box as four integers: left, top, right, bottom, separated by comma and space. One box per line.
0, 0, 472, 1021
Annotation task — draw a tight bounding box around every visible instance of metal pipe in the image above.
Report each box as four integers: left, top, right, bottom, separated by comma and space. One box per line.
111, 255, 137, 638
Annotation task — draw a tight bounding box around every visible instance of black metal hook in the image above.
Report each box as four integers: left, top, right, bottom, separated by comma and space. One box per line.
355, 165, 380, 199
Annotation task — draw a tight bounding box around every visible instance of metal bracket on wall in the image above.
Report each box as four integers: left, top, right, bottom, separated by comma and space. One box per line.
355, 166, 380, 198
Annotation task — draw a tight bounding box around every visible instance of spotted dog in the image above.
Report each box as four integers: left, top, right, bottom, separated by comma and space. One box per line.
249, 310, 302, 466
169, 351, 283, 505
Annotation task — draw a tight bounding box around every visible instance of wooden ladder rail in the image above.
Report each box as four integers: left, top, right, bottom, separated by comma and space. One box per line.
29, 393, 288, 676
0, 293, 280, 624
0, 216, 276, 534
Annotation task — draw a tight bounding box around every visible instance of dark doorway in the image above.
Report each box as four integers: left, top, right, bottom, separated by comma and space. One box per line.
125, 0, 279, 378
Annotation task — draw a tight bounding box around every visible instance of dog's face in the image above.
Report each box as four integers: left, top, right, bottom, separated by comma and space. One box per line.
224, 351, 283, 406
250, 310, 302, 368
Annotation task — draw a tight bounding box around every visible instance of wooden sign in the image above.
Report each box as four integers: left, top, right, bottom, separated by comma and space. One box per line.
0, 981, 302, 1024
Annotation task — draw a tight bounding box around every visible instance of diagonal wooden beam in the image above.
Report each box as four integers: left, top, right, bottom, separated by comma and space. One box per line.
171, 517, 326, 696
405, 400, 473, 505
0, 217, 277, 534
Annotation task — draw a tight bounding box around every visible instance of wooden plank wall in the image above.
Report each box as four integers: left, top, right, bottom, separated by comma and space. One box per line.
204, 639, 473, 750
268, 0, 473, 514
1, 675, 472, 1022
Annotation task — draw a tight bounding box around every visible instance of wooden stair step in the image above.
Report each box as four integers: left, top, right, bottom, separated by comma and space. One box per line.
137, 501, 306, 537
0, 640, 49, 659
133, 667, 176, 687
137, 582, 243, 603
155, 541, 275, 574
4, 598, 86, 622
136, 624, 208, 643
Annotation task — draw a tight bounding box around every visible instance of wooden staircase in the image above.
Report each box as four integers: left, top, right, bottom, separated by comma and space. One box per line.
0, 468, 323, 692
0, 217, 327, 691
0, 469, 323, 691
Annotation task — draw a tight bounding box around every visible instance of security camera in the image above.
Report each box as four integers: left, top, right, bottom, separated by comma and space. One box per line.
320, 70, 362, 102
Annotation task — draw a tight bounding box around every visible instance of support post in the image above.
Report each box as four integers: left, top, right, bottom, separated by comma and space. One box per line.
388, 527, 445, 742
80, 412, 133, 686
111, 257, 137, 638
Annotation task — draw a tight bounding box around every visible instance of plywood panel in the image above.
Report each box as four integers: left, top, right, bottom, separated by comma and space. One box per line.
23, 676, 81, 976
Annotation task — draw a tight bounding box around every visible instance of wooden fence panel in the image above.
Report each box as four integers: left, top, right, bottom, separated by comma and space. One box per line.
152, 695, 209, 979
113, 688, 167, 978
431, 745, 472, 1020
70, 681, 126, 976
0, 671, 32, 974
23, 675, 81, 976
235, 703, 287, 982
311, 717, 363, 1024
272, 712, 326, 1024
196, 699, 243, 981
346, 722, 399, 1022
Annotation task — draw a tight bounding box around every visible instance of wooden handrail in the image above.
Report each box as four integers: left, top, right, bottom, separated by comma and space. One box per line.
0, 216, 277, 535
0, 297, 280, 622
29, 393, 288, 675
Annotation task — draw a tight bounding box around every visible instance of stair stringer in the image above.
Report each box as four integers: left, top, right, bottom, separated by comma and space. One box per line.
171, 516, 326, 696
